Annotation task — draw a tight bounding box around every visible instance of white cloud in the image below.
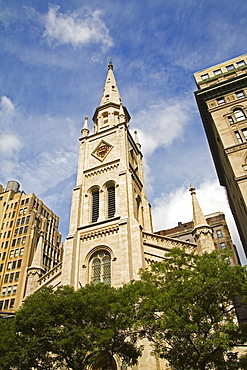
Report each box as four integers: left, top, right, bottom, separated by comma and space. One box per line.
0, 133, 22, 157
43, 5, 113, 50
131, 99, 190, 157
0, 96, 15, 124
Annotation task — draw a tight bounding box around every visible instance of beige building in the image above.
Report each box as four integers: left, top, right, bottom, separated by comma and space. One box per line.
156, 211, 240, 266
194, 54, 247, 257
0, 181, 62, 313
22, 62, 219, 370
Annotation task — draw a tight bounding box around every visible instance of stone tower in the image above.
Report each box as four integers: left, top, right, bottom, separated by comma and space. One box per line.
61, 62, 153, 288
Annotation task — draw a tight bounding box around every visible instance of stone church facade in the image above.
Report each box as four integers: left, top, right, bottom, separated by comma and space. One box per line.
26, 62, 216, 370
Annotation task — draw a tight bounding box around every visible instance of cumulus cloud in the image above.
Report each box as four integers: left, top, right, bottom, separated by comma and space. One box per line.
0, 96, 15, 124
132, 99, 190, 157
0, 133, 22, 157
43, 5, 113, 49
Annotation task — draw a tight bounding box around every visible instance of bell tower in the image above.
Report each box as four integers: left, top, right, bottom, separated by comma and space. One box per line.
61, 62, 153, 289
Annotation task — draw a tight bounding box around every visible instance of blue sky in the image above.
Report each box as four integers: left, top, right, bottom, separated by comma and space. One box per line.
1, 0, 247, 263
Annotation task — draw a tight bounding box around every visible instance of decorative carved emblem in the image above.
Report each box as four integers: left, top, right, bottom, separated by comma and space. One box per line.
92, 140, 113, 162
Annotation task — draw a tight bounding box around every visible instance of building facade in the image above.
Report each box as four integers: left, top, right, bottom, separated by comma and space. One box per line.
0, 181, 62, 313
156, 211, 239, 265
194, 54, 247, 256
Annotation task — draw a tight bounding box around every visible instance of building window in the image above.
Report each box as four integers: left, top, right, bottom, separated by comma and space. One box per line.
235, 131, 243, 143
12, 261, 16, 269
2, 287, 6, 296
9, 299, 15, 309
201, 73, 209, 80
92, 190, 99, 223
220, 242, 226, 249
17, 259, 22, 268
9, 250, 14, 258
4, 274, 9, 283
4, 300, 9, 309
20, 248, 24, 256
91, 251, 111, 285
233, 108, 246, 121
107, 186, 115, 218
237, 60, 245, 67
7, 262, 11, 270
213, 69, 222, 75
217, 97, 225, 106
242, 128, 247, 140
236, 91, 245, 99
9, 273, 14, 282
12, 285, 17, 295
0, 301, 3, 310
216, 230, 223, 238
7, 286, 12, 296
15, 272, 20, 281
226, 64, 235, 71
228, 116, 234, 124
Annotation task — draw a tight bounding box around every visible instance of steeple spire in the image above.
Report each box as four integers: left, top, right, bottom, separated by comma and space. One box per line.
100, 61, 122, 106
189, 185, 208, 228
92, 62, 130, 133
189, 185, 215, 254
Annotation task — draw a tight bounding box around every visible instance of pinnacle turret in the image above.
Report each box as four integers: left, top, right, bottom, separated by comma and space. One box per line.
189, 185, 215, 254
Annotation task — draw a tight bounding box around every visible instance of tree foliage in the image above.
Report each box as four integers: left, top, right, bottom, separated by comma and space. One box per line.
0, 284, 141, 370
135, 248, 247, 370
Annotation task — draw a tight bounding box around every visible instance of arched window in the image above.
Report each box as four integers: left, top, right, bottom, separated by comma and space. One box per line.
233, 108, 246, 121
92, 190, 99, 223
107, 186, 115, 218
91, 251, 111, 285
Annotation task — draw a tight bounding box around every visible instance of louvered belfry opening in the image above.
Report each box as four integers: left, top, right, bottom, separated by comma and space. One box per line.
92, 190, 99, 223
108, 186, 115, 218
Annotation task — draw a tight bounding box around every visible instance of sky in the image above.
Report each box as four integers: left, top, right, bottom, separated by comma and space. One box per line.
1, 0, 247, 263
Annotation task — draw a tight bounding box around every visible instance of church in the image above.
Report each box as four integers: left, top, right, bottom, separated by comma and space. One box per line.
25, 62, 217, 369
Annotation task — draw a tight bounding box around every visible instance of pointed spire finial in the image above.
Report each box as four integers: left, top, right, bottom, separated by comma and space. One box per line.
81, 116, 89, 137
108, 57, 113, 70
134, 130, 141, 149
119, 102, 126, 124
189, 184, 215, 254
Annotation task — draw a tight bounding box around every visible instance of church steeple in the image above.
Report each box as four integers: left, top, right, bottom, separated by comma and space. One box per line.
92, 62, 130, 133
189, 185, 215, 254
100, 62, 122, 106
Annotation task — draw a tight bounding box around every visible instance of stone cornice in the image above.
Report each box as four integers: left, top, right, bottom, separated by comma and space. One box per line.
225, 142, 247, 154
84, 161, 119, 178
80, 223, 119, 241
143, 231, 196, 250
38, 262, 62, 285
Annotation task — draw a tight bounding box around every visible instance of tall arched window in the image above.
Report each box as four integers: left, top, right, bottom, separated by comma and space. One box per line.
91, 251, 111, 285
92, 190, 99, 223
107, 186, 115, 218
233, 108, 246, 121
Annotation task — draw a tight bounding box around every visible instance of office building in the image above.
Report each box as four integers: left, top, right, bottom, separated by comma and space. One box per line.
0, 181, 62, 313
194, 54, 247, 256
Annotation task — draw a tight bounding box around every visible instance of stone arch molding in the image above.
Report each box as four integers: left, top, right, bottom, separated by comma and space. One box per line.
84, 245, 115, 267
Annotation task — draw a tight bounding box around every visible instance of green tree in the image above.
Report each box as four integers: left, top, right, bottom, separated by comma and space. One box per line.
2, 284, 141, 370
136, 248, 247, 370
